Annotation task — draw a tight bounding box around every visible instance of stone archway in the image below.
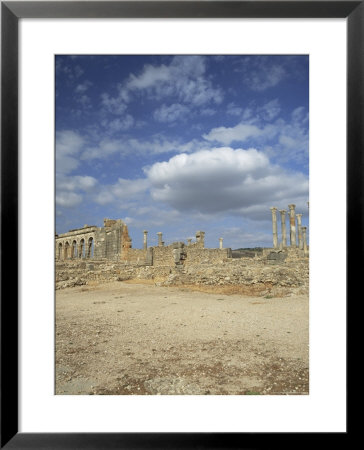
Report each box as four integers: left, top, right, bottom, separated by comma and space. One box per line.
87, 237, 94, 258
58, 242, 63, 260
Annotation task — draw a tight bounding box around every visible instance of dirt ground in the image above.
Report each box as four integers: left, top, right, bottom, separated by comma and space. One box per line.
56, 280, 309, 395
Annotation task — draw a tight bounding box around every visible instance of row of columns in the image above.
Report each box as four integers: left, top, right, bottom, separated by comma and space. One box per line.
270, 204, 308, 251
57, 238, 93, 260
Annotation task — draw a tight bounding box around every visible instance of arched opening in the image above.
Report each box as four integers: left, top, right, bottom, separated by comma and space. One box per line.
72, 240, 77, 258
79, 239, 85, 258
87, 237, 94, 258
58, 243, 62, 260
64, 242, 70, 259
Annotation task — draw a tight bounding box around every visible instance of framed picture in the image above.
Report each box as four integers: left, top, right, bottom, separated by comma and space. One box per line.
1, 1, 354, 447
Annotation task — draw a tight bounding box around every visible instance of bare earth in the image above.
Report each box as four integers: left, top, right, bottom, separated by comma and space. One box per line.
56, 281, 309, 395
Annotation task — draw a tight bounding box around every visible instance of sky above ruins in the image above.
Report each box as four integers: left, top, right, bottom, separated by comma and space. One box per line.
56, 55, 309, 248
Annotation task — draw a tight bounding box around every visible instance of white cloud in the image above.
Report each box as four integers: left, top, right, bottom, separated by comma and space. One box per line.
56, 130, 85, 174
57, 175, 98, 192
82, 139, 125, 160
200, 108, 216, 117
56, 130, 84, 156
93, 178, 149, 205
75, 80, 92, 94
270, 108, 309, 163
77, 95, 91, 108
56, 59, 84, 81
81, 135, 209, 161
153, 103, 190, 123
122, 207, 182, 229
145, 147, 308, 219
56, 191, 83, 208
258, 99, 281, 121
203, 123, 277, 145
100, 92, 128, 115
56, 174, 98, 212
238, 57, 286, 91
203, 104, 308, 164
226, 102, 243, 116
125, 56, 223, 107
101, 114, 135, 132
127, 64, 172, 90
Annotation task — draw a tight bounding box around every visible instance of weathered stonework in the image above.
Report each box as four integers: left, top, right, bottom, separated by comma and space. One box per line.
56, 206, 309, 296
55, 218, 130, 261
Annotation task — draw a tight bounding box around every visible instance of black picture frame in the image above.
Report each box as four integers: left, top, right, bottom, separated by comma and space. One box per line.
1, 1, 355, 448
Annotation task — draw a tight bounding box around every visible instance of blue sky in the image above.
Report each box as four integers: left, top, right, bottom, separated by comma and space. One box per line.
56, 55, 309, 249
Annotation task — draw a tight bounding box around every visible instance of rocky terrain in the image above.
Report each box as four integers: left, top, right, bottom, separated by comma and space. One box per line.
56, 281, 309, 396
56, 254, 309, 298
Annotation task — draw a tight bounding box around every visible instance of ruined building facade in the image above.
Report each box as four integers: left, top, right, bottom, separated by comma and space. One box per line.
55, 219, 131, 261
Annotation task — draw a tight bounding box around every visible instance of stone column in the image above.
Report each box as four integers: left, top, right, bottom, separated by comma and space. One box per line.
288, 204, 296, 247
296, 214, 303, 249
196, 231, 205, 248
157, 232, 163, 247
279, 209, 287, 248
219, 238, 223, 249
302, 226, 308, 255
143, 230, 148, 250
270, 207, 278, 249
187, 238, 192, 246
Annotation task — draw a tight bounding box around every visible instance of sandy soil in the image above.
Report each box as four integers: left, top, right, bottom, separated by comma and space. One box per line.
56, 281, 309, 395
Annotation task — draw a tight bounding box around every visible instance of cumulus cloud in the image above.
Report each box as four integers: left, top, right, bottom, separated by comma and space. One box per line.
145, 147, 308, 219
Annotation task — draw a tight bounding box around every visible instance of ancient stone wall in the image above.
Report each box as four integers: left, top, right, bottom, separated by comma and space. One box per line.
55, 219, 131, 261
152, 245, 177, 267
184, 248, 231, 266
56, 256, 309, 297
55, 226, 98, 260
120, 248, 147, 265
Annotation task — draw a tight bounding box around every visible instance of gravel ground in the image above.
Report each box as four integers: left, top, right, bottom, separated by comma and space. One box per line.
56, 280, 309, 395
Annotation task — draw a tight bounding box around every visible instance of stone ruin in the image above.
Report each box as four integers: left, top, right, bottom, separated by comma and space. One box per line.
267, 202, 309, 260
55, 205, 309, 296
55, 219, 228, 267
55, 219, 130, 261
